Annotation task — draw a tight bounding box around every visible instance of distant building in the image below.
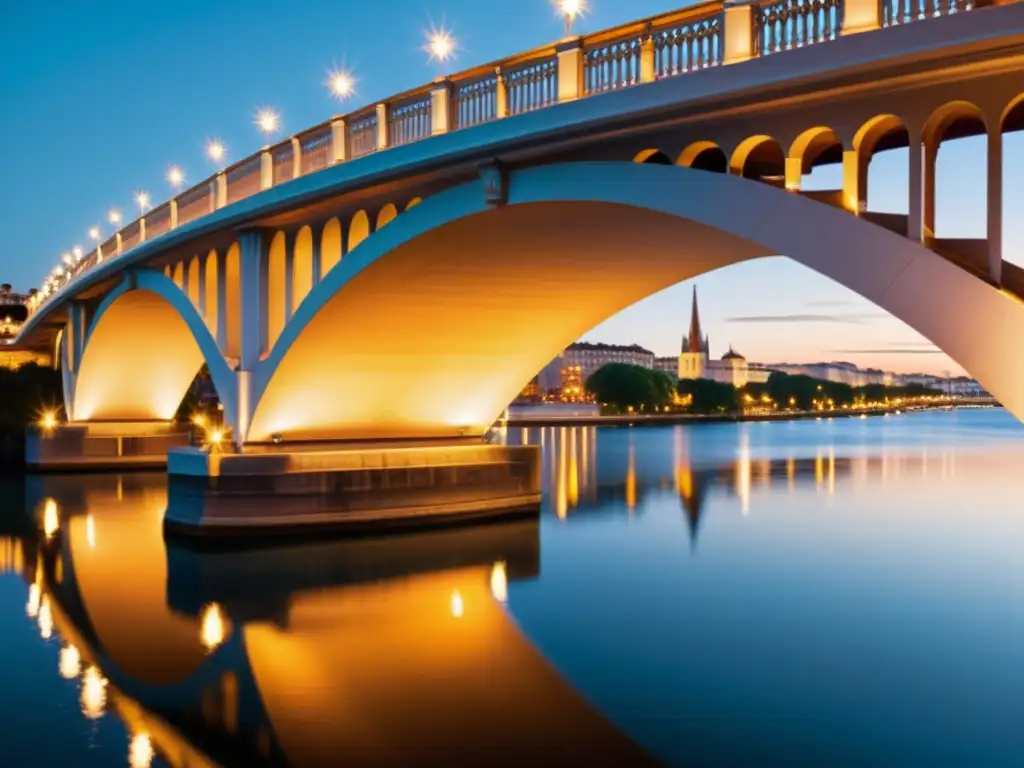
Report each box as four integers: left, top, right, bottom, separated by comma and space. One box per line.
539, 341, 655, 396
766, 361, 894, 387
677, 288, 753, 387
654, 357, 678, 375
0, 284, 50, 369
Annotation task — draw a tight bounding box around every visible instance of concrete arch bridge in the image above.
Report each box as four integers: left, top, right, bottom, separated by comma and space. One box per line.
15, 0, 1024, 460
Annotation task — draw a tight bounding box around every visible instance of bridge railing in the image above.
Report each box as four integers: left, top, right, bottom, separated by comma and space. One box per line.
28, 0, 1002, 317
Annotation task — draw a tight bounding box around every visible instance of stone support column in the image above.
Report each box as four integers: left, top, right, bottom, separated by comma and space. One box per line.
291, 137, 302, 179
784, 157, 802, 192
987, 125, 1003, 283
260, 149, 273, 190
907, 134, 936, 244
556, 38, 584, 102
842, 0, 884, 35
640, 28, 656, 83
215, 250, 228, 353
376, 103, 389, 150
495, 68, 509, 118
169, 199, 179, 230
842, 149, 869, 213
330, 118, 348, 165
430, 80, 452, 135
723, 1, 757, 65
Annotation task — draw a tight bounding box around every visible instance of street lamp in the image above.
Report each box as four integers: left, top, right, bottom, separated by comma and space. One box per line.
206, 139, 226, 165
556, 0, 587, 34
326, 68, 356, 101
72, 246, 83, 262
167, 165, 185, 190
88, 226, 101, 242
135, 191, 150, 214
425, 25, 456, 64
108, 209, 122, 227
255, 108, 281, 142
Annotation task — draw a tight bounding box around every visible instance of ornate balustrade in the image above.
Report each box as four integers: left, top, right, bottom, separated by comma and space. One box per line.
754, 0, 843, 54
347, 110, 379, 158
28, 0, 997, 315
388, 92, 433, 147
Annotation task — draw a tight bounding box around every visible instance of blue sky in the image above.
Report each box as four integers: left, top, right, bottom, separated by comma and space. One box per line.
1, 0, 1017, 376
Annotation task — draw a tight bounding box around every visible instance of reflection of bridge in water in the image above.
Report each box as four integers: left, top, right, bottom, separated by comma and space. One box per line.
1, 475, 658, 768
508, 424, 966, 548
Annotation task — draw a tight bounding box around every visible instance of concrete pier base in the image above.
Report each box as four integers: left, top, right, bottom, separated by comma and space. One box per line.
25, 421, 188, 471
164, 442, 541, 540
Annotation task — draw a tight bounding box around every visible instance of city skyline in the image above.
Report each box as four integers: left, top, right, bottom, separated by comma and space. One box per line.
2, 0, 1016, 377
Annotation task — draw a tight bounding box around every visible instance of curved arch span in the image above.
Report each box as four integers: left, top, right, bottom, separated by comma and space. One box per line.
73, 270, 236, 428
246, 162, 1024, 443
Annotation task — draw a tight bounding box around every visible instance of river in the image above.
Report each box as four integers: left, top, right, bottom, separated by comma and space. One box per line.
1, 408, 1022, 766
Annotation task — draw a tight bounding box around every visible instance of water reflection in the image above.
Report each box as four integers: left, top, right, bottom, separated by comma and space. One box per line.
4, 411, 1024, 766
5, 473, 658, 767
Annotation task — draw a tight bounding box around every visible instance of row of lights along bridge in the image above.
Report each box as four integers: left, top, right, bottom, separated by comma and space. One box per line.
39, 1, 588, 299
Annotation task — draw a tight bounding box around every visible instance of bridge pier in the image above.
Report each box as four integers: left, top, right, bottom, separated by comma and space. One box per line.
163, 441, 541, 540
26, 421, 189, 471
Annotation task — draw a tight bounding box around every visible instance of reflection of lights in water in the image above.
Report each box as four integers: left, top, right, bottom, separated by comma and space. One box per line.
200, 603, 227, 652
43, 498, 59, 538
86, 514, 96, 550
59, 644, 81, 680
81, 666, 108, 720
737, 430, 751, 515
828, 447, 836, 496
129, 733, 154, 768
38, 596, 53, 640
815, 450, 824, 489
450, 590, 464, 618
490, 562, 508, 603
787, 456, 796, 494
567, 428, 579, 508
26, 583, 41, 618
625, 443, 636, 512
555, 428, 568, 520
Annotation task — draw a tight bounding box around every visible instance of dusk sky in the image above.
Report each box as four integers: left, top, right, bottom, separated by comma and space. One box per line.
2, 0, 1019, 376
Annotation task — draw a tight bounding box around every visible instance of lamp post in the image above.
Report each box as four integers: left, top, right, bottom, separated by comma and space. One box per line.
425, 26, 456, 66
255, 108, 281, 143
557, 0, 587, 35
326, 68, 356, 102
135, 191, 150, 215
206, 139, 226, 166
167, 166, 185, 191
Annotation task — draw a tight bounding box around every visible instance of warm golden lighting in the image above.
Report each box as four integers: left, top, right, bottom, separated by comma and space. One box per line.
26, 583, 40, 618
62, 252, 73, 266
59, 644, 82, 680
255, 107, 281, 137
206, 139, 226, 164
556, 0, 588, 31
88, 227, 101, 241
490, 561, 508, 603
129, 733, 154, 768
326, 68, 356, 100
42, 498, 59, 539
108, 209, 122, 226
81, 666, 108, 720
72, 246, 83, 261
450, 589, 464, 618
425, 25, 456, 63
200, 602, 227, 652
38, 596, 53, 640
86, 514, 96, 550
208, 429, 224, 447
192, 413, 206, 428
135, 190, 150, 213
166, 165, 185, 189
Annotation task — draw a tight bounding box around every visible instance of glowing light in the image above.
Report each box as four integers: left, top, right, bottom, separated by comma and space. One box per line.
206, 139, 226, 164
129, 733, 154, 768
72, 246, 83, 261
42, 498, 59, 539
425, 25, 456, 64
80, 666, 108, 720
135, 191, 150, 213
208, 429, 223, 447
62, 252, 73, 266
26, 583, 40, 618
192, 413, 206, 428
555, 0, 587, 33
167, 165, 185, 189
88, 227, 100, 241
108, 209, 122, 226
490, 561, 508, 603
326, 68, 356, 100
450, 589, 464, 618
59, 645, 82, 680
38, 597, 53, 640
39, 411, 57, 431
86, 514, 96, 550
255, 107, 281, 137
199, 603, 227, 652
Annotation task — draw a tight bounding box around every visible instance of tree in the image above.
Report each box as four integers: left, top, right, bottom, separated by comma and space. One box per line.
0, 363, 63, 428
678, 378, 739, 413
586, 364, 676, 412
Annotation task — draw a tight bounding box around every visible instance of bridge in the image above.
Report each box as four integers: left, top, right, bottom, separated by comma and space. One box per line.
12, 0, 1024, 523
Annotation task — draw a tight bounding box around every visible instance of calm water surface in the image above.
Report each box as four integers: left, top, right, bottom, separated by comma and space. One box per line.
1, 408, 1023, 766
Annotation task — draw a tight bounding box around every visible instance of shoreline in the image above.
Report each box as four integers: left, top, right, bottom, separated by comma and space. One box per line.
504, 403, 999, 429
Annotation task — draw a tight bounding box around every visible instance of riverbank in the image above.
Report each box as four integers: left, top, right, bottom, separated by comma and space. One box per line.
504, 402, 998, 428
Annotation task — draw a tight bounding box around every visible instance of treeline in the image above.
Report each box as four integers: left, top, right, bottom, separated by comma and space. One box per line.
586, 364, 941, 414
0, 364, 63, 428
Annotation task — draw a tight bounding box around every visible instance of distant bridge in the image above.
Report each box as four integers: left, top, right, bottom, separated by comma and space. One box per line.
15, 0, 1024, 447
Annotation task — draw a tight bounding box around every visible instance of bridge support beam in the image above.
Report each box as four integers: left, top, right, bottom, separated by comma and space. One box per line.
908, 134, 937, 244
842, 149, 868, 214
987, 125, 1003, 283
236, 230, 268, 447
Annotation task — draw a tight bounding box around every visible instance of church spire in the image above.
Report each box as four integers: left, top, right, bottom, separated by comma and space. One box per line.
683, 286, 708, 355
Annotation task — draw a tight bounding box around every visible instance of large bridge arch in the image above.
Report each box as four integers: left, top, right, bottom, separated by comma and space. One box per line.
245, 162, 1024, 444
72, 270, 236, 427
